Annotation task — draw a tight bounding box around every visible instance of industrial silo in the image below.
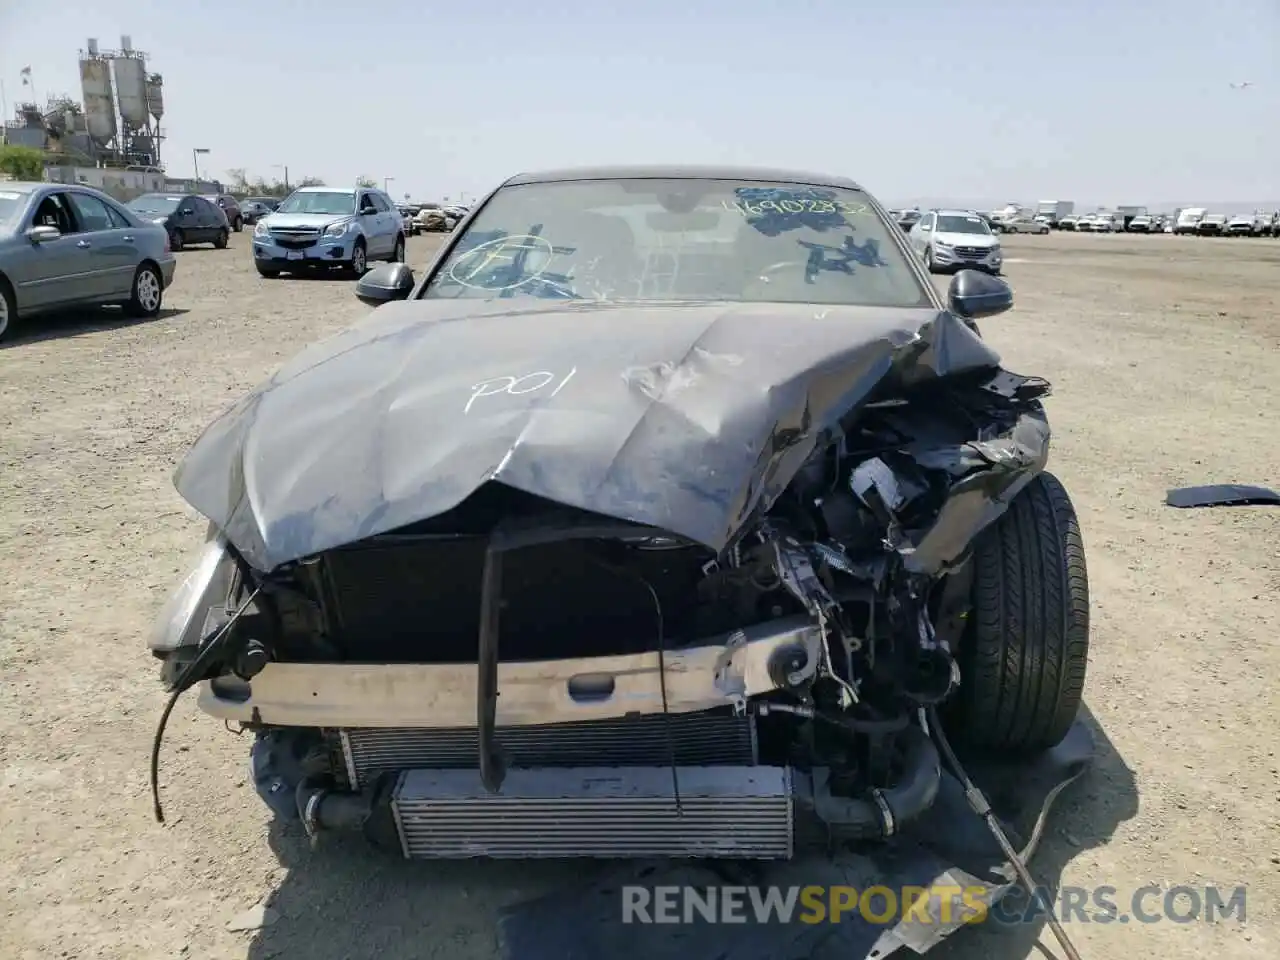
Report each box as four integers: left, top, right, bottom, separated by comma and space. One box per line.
78, 41, 118, 146
113, 53, 149, 131
145, 73, 164, 124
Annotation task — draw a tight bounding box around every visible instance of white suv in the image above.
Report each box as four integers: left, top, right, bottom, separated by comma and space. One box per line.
907, 209, 1004, 275
252, 186, 406, 278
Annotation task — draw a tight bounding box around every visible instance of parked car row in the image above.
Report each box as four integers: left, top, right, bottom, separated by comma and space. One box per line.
1060, 213, 1129, 233
0, 180, 177, 343
0, 177, 472, 343
891, 208, 1049, 236
899, 205, 1280, 238
1058, 210, 1280, 237
385, 201, 472, 237
1206, 212, 1278, 237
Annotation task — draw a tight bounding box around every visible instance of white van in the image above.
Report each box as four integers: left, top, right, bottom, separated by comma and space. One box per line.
1174, 208, 1206, 235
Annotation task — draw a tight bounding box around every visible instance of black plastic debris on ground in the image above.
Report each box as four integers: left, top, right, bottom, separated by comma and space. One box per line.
498, 722, 1093, 960
1165, 484, 1280, 508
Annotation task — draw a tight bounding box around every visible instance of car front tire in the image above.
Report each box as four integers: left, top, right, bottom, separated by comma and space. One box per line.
349, 240, 368, 277
232, 217, 243, 233
946, 471, 1090, 755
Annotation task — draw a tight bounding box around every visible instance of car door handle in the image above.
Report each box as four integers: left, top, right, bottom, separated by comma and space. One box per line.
121, 235, 135, 242
76, 240, 91, 248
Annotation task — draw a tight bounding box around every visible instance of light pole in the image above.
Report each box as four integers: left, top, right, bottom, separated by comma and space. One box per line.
273, 164, 290, 191
384, 177, 395, 193
192, 147, 210, 184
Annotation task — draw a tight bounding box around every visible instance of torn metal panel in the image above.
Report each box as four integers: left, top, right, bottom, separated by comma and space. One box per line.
900, 405, 1050, 575
172, 300, 1004, 572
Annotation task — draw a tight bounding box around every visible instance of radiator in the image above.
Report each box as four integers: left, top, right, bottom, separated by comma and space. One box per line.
392, 765, 794, 859
335, 709, 757, 788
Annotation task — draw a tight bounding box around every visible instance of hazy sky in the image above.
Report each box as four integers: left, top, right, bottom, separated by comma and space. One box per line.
1, 0, 1276, 205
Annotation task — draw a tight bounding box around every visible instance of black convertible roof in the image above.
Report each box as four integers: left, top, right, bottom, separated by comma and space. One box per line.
504, 165, 864, 191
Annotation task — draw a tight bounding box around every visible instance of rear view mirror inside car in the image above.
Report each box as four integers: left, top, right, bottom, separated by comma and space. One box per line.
646, 210, 719, 231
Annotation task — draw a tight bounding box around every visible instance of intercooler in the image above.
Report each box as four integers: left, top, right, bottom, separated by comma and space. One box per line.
327, 710, 795, 859
393, 766, 794, 859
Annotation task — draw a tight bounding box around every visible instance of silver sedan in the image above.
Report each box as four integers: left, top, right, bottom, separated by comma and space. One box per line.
999, 217, 1051, 235
0, 182, 177, 343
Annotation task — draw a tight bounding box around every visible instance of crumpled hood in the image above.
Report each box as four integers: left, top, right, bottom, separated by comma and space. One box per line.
174, 299, 1002, 572
261, 212, 352, 230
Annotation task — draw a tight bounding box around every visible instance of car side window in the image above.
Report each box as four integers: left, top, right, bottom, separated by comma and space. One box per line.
31, 193, 76, 233
371, 194, 392, 213
102, 201, 131, 229
919, 213, 934, 230
358, 193, 376, 213
66, 193, 119, 233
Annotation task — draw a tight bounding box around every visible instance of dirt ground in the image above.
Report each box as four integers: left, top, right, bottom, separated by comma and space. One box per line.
1, 229, 1277, 960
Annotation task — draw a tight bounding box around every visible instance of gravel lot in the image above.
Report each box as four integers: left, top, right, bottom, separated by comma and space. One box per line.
2, 230, 1277, 960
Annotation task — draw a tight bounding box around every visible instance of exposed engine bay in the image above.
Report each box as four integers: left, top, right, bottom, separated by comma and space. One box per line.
152, 360, 1082, 862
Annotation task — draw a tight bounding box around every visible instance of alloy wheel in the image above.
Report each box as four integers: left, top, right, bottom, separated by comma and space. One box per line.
136, 268, 161, 313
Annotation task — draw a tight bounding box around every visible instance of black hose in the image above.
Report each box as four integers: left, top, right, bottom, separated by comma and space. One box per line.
297, 782, 371, 833
804, 724, 941, 839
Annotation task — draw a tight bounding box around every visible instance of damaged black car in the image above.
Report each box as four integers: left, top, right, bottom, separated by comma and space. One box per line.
149, 165, 1090, 867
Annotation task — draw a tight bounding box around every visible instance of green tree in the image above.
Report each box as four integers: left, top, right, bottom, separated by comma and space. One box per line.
0, 145, 46, 181
355, 176, 377, 188
227, 175, 325, 199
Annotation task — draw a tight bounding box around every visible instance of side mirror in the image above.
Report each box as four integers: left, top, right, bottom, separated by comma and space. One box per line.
27, 225, 61, 243
948, 269, 1013, 319
355, 263, 415, 305
360, 206, 378, 216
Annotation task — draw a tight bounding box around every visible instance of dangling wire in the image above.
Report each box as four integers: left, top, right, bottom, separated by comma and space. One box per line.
584, 554, 680, 814
150, 588, 260, 823
926, 707, 1085, 960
